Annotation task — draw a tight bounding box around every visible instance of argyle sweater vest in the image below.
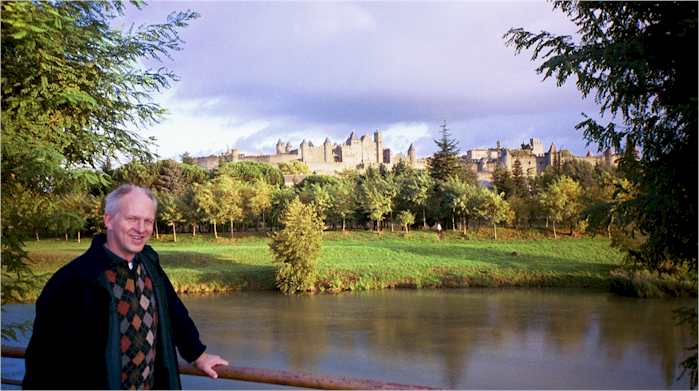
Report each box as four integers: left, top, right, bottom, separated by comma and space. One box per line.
105, 257, 158, 390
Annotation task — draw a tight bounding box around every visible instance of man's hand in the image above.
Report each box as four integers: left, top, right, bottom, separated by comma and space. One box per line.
193, 352, 229, 379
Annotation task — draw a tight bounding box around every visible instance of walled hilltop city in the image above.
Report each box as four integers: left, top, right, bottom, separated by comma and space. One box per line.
192, 130, 616, 187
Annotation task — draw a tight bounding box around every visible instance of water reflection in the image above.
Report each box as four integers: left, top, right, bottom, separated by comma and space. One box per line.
181, 289, 694, 389
2, 289, 694, 389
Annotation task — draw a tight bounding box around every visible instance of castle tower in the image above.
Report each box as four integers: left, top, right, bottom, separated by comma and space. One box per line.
529, 138, 544, 156
275, 139, 284, 154
374, 130, 383, 164
285, 142, 292, 153
300, 139, 308, 162
547, 143, 558, 167
408, 144, 416, 165
323, 137, 332, 163
346, 132, 358, 145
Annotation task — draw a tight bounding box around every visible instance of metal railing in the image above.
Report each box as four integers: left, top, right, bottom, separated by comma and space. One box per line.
1, 346, 433, 389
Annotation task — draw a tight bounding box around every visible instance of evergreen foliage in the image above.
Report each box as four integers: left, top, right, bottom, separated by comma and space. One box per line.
269, 198, 324, 294
427, 121, 463, 183
505, 0, 697, 272
216, 161, 284, 187
1, 0, 197, 315
278, 160, 310, 175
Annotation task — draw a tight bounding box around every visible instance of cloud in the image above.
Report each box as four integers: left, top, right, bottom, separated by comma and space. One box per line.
121, 2, 602, 161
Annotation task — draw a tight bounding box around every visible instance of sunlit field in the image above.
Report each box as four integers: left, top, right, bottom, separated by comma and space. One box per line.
13, 229, 628, 302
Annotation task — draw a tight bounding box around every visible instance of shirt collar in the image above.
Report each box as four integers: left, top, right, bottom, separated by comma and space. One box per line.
103, 244, 140, 269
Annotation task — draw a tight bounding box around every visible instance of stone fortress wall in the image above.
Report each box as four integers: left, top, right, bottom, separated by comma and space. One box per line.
192, 130, 426, 175
191, 132, 616, 186
466, 138, 617, 187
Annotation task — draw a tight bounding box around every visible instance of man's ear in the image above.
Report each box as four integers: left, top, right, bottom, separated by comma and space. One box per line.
104, 213, 113, 230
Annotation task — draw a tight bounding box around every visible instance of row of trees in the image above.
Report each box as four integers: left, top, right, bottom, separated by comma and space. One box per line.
24, 127, 622, 244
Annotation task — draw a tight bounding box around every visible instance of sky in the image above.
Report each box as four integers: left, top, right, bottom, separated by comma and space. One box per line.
118, 1, 606, 162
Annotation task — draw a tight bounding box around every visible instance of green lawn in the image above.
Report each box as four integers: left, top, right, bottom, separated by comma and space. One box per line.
16, 230, 625, 302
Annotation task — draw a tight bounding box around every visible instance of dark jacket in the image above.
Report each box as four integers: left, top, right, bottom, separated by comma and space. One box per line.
23, 234, 206, 389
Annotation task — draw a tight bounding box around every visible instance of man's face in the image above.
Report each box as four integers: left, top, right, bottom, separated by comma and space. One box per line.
104, 190, 156, 261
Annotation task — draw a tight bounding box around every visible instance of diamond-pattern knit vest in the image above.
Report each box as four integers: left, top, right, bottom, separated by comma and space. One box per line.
105, 258, 158, 390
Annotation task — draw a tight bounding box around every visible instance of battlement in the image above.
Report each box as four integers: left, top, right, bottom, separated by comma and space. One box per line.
192, 130, 423, 174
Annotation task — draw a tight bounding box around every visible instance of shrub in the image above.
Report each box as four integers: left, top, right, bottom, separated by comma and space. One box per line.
269, 198, 324, 294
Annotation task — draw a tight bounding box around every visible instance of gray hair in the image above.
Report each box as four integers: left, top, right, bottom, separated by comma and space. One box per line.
104, 184, 158, 216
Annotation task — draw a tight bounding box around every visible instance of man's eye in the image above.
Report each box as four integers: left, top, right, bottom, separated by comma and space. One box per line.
127, 217, 138, 222
145, 220, 154, 225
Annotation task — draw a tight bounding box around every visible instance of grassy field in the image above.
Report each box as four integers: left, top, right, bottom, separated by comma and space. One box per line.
15, 229, 628, 302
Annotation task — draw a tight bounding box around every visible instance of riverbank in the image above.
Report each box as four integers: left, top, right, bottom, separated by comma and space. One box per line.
11, 229, 634, 302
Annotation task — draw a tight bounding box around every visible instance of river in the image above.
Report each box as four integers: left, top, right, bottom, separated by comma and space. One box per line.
2, 289, 695, 389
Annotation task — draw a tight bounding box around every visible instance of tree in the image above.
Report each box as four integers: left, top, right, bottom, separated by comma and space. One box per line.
300, 183, 333, 226
214, 176, 244, 238
112, 160, 157, 188
397, 211, 415, 233
538, 176, 582, 238
241, 180, 274, 230
398, 169, 433, 229
269, 198, 324, 294
217, 161, 284, 187
181, 152, 196, 165
491, 165, 513, 199
157, 191, 184, 242
278, 160, 310, 175
269, 187, 297, 231
328, 178, 356, 232
441, 177, 469, 233
427, 121, 464, 183
511, 160, 529, 197
53, 192, 93, 242
479, 189, 513, 240
153, 159, 187, 196
1, 0, 197, 330
180, 162, 209, 185
181, 185, 203, 237
359, 174, 393, 232
505, 1, 697, 272
194, 181, 225, 238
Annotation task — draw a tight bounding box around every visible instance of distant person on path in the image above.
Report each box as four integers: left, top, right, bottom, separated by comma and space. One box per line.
23, 184, 228, 389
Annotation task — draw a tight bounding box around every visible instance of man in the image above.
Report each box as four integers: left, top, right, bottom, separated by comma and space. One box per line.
23, 184, 228, 389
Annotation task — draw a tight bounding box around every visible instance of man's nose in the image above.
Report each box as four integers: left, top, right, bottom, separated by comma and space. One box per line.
136, 220, 145, 232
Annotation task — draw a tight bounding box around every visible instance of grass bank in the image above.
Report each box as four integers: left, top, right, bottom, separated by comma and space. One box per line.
12, 229, 631, 302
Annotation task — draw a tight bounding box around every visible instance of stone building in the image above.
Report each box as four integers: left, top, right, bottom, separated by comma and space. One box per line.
192, 130, 426, 174
465, 138, 617, 187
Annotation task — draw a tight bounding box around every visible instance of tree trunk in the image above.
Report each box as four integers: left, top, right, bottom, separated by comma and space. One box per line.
171, 222, 177, 242
65, 232, 68, 241
545, 216, 549, 228
77, 231, 81, 244
342, 217, 346, 232
35, 231, 39, 241
422, 207, 427, 229
552, 221, 557, 239
493, 223, 497, 240
230, 218, 235, 238
213, 221, 218, 238
462, 218, 467, 235
155, 224, 160, 240
192, 223, 197, 237
452, 214, 456, 231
